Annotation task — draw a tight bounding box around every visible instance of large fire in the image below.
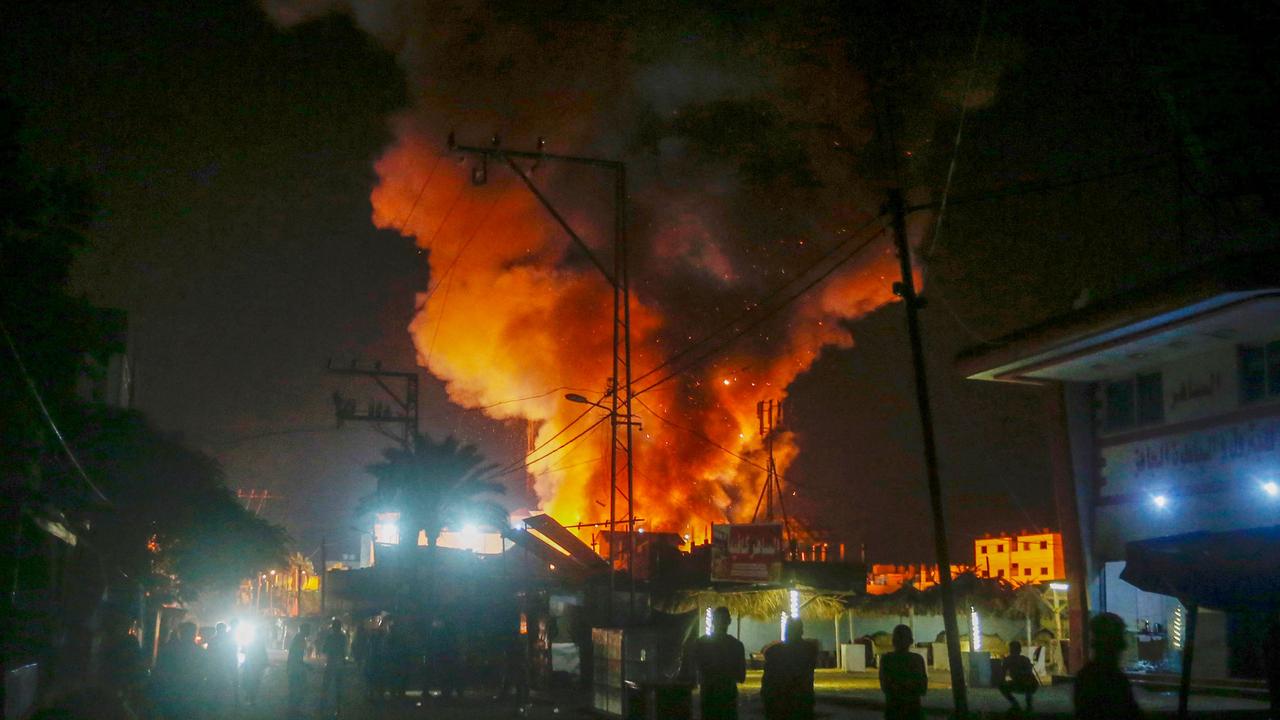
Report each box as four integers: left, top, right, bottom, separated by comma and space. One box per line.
264, 0, 931, 538
371, 127, 904, 536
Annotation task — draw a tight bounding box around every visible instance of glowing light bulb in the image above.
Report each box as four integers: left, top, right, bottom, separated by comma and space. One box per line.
1152, 494, 1169, 510
1263, 481, 1280, 498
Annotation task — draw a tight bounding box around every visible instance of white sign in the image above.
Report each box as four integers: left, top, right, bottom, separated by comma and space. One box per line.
1101, 416, 1280, 497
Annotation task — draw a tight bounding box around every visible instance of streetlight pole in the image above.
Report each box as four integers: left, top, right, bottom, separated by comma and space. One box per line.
448, 135, 636, 623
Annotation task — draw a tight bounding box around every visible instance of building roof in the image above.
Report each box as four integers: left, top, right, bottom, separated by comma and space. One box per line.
957, 253, 1280, 384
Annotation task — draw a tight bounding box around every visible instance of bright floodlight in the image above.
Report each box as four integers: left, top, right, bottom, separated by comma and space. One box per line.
704, 607, 714, 636
1152, 494, 1169, 510
1049, 582, 1069, 591
970, 606, 982, 651
1263, 481, 1280, 498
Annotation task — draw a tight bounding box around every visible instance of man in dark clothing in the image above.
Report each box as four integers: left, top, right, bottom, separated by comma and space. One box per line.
878, 624, 927, 720
321, 618, 348, 714
153, 622, 203, 720
998, 640, 1039, 713
1074, 612, 1142, 719
287, 623, 312, 718
689, 607, 747, 720
762, 617, 818, 720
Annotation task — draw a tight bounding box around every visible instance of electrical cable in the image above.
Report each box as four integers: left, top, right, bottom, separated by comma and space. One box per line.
473, 385, 598, 411
635, 224, 892, 397
0, 318, 111, 505
393, 154, 445, 235
633, 396, 767, 473
424, 190, 505, 365
631, 213, 889, 387
483, 413, 612, 481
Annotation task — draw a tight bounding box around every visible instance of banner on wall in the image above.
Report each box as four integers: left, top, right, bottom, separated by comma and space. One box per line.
711, 523, 783, 583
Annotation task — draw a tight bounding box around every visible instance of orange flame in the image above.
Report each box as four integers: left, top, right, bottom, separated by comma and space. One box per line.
370, 121, 904, 537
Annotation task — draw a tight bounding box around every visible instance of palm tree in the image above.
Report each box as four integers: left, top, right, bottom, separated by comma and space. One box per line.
1013, 582, 1050, 647
361, 433, 506, 548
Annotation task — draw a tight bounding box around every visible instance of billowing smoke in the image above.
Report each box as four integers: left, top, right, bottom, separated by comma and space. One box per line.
263, 1, 986, 535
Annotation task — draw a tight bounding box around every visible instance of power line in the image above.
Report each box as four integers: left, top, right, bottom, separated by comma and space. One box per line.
424, 190, 505, 365
484, 412, 611, 481
922, 0, 989, 262
0, 319, 111, 506
635, 223, 891, 397
394, 154, 445, 235
632, 214, 889, 388
633, 396, 767, 473
473, 385, 597, 411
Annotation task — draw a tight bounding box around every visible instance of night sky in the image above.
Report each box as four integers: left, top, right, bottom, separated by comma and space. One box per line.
6, 0, 1273, 562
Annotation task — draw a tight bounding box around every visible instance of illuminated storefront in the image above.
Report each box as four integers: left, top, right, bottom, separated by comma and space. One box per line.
959, 256, 1280, 678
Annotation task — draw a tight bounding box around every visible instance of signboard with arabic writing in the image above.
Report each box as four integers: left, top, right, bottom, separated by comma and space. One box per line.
710, 523, 783, 583
1101, 416, 1280, 497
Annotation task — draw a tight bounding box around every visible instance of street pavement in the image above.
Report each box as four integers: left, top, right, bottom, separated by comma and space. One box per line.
199, 657, 1267, 719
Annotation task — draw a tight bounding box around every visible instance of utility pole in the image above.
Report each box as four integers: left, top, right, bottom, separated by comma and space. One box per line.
447, 134, 636, 623
327, 359, 419, 448
888, 188, 968, 716
751, 398, 792, 551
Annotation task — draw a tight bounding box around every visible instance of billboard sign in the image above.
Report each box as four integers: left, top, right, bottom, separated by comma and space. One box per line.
711, 523, 783, 583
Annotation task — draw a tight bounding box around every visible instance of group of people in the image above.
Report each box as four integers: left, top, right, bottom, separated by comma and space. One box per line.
687, 607, 819, 720
687, 606, 1145, 720
146, 616, 349, 719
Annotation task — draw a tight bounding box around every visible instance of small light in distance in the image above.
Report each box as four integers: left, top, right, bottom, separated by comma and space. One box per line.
1151, 494, 1169, 510
1263, 481, 1280, 498
722, 379, 731, 386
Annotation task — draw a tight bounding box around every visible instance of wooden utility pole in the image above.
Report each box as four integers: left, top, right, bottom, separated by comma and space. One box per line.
888, 188, 968, 716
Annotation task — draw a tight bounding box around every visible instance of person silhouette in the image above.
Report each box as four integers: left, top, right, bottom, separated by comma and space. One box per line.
689, 607, 747, 720
762, 617, 818, 720
878, 624, 927, 720
287, 623, 312, 718
1074, 612, 1142, 719
998, 640, 1039, 713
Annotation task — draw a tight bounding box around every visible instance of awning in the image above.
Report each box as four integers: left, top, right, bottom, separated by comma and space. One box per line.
1121, 525, 1280, 612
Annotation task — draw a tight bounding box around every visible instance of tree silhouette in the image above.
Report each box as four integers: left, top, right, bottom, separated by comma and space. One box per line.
361, 433, 506, 548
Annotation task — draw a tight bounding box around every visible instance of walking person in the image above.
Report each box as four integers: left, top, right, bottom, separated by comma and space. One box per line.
320, 618, 348, 716
1074, 612, 1142, 719
240, 623, 269, 707
153, 622, 204, 720
878, 624, 927, 720
688, 606, 747, 720
287, 623, 313, 719
998, 640, 1040, 714
761, 617, 818, 720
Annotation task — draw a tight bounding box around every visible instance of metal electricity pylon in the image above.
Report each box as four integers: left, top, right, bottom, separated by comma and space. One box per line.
446, 133, 637, 622
751, 398, 793, 547
327, 359, 419, 449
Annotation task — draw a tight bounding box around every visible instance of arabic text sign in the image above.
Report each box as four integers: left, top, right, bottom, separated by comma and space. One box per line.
711, 523, 783, 583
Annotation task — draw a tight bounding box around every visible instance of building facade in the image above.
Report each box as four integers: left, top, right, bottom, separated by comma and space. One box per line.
959, 258, 1280, 678
974, 531, 1066, 585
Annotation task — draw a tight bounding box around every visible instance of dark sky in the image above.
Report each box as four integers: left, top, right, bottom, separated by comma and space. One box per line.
6, 0, 1273, 563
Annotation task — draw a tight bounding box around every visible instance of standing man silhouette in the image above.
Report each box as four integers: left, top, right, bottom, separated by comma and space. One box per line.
690, 607, 747, 720
762, 617, 818, 720
1074, 613, 1142, 719
879, 624, 927, 720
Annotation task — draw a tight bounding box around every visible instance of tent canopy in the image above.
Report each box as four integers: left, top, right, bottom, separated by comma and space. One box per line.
1121, 525, 1280, 612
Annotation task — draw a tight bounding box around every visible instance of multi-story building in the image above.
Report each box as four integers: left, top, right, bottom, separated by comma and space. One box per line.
959, 256, 1280, 678
974, 530, 1065, 585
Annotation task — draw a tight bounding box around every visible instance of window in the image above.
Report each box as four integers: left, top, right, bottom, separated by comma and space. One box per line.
1106, 372, 1165, 431
1024, 568, 1032, 576
1136, 372, 1164, 425
1040, 567, 1048, 575
1105, 380, 1135, 430
997, 569, 1004, 578
1240, 341, 1280, 403
1012, 563, 1019, 573
1023, 542, 1031, 551
1040, 541, 1048, 550
997, 544, 1004, 553
981, 545, 988, 554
